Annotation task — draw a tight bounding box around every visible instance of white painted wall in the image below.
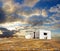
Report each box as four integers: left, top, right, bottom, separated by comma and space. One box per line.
25, 32, 34, 39
39, 29, 51, 39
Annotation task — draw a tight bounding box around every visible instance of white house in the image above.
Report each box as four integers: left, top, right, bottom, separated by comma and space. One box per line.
25, 29, 51, 39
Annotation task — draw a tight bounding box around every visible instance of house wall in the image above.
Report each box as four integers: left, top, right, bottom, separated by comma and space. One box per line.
25, 32, 34, 39
39, 29, 51, 39
25, 29, 51, 39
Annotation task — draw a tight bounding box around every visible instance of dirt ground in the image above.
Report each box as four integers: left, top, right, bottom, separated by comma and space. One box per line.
0, 38, 60, 51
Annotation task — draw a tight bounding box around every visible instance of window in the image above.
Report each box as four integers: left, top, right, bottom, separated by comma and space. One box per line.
44, 33, 47, 35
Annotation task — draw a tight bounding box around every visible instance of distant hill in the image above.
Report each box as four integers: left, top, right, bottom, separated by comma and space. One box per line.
0, 27, 15, 38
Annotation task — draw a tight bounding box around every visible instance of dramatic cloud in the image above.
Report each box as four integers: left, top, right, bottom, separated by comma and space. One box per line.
17, 8, 41, 18
49, 15, 60, 24
41, 9, 48, 17
0, 0, 48, 25
23, 0, 39, 7
0, 27, 15, 37
2, 1, 15, 14
2, 0, 18, 14
49, 4, 60, 13
27, 16, 44, 26
50, 23, 60, 30
53, 13, 60, 17
0, 8, 25, 23
43, 18, 53, 24
17, 8, 48, 18
0, 7, 6, 23
0, 0, 54, 29
41, 0, 59, 2
48, 4, 60, 24
0, 0, 26, 23
0, 21, 26, 30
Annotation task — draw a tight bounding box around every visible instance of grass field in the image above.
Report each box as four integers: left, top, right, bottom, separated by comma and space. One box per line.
0, 38, 60, 51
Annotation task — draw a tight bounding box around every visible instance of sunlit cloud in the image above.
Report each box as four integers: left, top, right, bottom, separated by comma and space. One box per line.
17, 8, 48, 18
0, 0, 48, 25
49, 4, 60, 24
41, 9, 48, 17
17, 9, 41, 18
0, 0, 60, 32
2, 0, 16, 14
23, 0, 39, 7
0, 21, 26, 30
49, 4, 60, 13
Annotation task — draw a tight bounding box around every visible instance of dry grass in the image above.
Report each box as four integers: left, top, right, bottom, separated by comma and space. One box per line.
0, 38, 60, 51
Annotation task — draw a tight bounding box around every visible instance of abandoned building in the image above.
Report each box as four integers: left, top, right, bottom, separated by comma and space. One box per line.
25, 29, 51, 39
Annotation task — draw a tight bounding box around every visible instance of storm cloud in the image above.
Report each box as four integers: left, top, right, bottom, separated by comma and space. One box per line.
0, 8, 25, 23
0, 27, 15, 38
27, 16, 44, 26
0, 0, 48, 25
0, 7, 6, 23
0, 0, 59, 29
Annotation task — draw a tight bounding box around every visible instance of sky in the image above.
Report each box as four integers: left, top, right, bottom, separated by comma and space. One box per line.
0, 0, 60, 36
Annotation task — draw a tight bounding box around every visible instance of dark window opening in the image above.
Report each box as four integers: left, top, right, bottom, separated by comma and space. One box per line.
44, 33, 47, 35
